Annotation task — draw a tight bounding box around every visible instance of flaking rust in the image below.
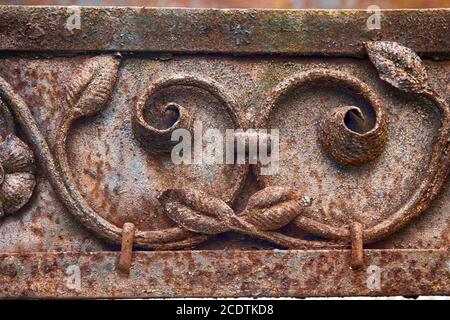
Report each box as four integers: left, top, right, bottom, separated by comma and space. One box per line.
0, 7, 448, 298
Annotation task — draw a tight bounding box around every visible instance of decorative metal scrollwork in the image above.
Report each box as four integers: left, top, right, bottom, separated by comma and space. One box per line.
0, 42, 447, 251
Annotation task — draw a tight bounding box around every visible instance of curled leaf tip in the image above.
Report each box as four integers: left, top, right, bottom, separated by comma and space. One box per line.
243, 187, 309, 231
64, 54, 121, 117
365, 41, 429, 93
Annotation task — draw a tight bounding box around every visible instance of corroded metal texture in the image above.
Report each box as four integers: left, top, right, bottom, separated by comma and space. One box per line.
0, 7, 448, 57
0, 7, 448, 298
0, 250, 448, 298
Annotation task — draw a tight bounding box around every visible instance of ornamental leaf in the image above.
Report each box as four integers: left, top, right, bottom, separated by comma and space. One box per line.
365, 41, 429, 93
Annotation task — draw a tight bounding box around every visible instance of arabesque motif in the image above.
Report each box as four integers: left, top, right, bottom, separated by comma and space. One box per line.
0, 42, 448, 254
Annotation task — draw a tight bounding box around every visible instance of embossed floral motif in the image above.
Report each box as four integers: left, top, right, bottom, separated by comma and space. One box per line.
0, 134, 35, 218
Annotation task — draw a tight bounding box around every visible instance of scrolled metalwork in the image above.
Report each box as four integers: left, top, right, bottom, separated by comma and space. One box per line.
0, 42, 447, 250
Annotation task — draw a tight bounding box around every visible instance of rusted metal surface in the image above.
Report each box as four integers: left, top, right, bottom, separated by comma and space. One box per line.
0, 7, 448, 57
0, 7, 448, 298
0, 250, 448, 298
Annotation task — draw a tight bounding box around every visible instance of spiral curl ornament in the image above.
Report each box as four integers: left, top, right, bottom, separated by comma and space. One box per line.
318, 102, 388, 165
260, 68, 388, 166
133, 100, 194, 156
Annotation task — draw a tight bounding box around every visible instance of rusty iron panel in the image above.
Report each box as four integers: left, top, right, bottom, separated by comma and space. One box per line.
0, 7, 448, 57
0, 250, 448, 298
0, 7, 448, 298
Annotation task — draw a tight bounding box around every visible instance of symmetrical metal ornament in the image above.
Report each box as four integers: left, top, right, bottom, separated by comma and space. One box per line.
0, 7, 448, 298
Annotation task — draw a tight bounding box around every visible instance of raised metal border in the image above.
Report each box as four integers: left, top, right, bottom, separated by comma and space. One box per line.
0, 7, 448, 57
1, 250, 448, 298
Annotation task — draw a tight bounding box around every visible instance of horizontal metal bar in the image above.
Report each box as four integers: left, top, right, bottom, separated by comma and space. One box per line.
0, 7, 448, 57
0, 249, 448, 298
